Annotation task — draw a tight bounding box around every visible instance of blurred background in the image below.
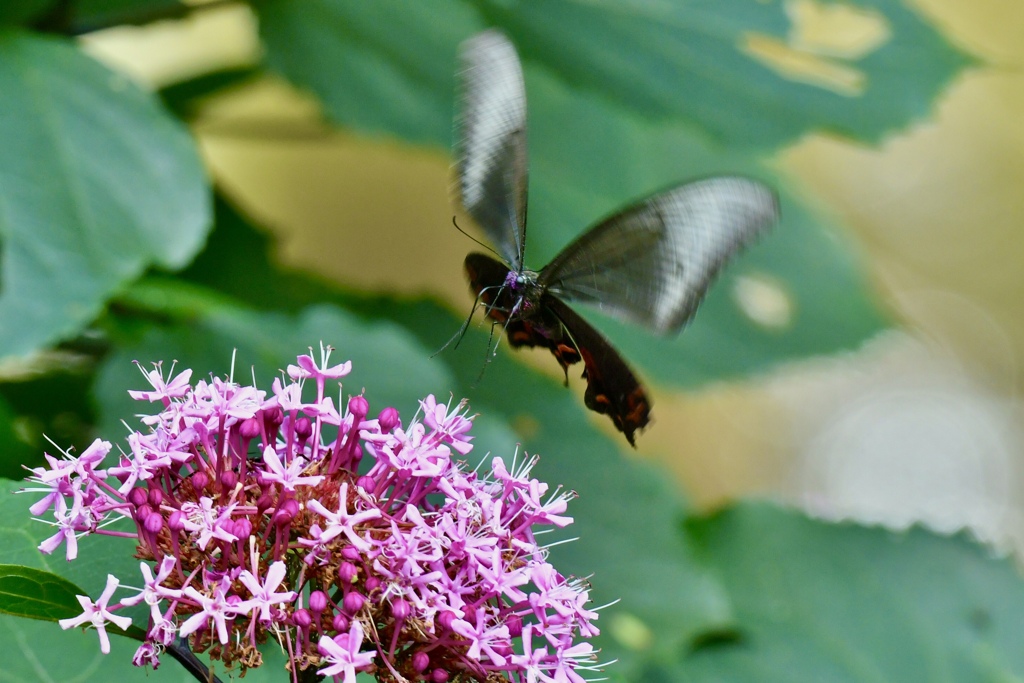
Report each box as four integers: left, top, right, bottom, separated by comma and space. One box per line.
78, 0, 1024, 549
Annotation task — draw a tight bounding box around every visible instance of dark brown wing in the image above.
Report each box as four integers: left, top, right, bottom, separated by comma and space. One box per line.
544, 296, 651, 446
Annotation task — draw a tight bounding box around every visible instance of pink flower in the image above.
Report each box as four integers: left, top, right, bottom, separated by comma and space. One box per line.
317, 621, 375, 682
59, 574, 133, 654
24, 348, 603, 683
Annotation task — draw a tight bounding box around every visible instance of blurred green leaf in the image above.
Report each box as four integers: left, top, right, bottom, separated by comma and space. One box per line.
0, 0, 55, 26
481, 0, 974, 148
257, 0, 971, 150
0, 612, 201, 682
0, 564, 83, 622
0, 31, 211, 361
258, 0, 480, 146
73, 0, 186, 33
656, 503, 1024, 682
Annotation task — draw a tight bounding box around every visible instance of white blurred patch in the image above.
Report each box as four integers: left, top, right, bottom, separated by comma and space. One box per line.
733, 273, 795, 330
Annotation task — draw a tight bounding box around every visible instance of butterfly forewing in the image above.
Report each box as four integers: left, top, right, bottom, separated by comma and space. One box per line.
539, 177, 779, 335
454, 30, 529, 270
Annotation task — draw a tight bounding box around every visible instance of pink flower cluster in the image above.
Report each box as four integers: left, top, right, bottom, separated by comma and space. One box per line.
24, 347, 604, 682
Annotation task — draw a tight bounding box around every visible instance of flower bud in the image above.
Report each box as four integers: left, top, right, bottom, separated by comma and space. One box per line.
342, 592, 365, 615
391, 598, 410, 621
147, 488, 163, 508
377, 406, 399, 432
411, 651, 430, 672
338, 561, 358, 584
364, 576, 380, 593
309, 591, 327, 614
437, 611, 457, 631
294, 416, 312, 441
332, 614, 349, 633
505, 614, 523, 638
341, 545, 361, 561
220, 470, 238, 490
356, 475, 375, 492
191, 471, 208, 492
292, 608, 312, 628
431, 668, 449, 683
348, 395, 369, 421
233, 517, 253, 539
263, 406, 284, 429
144, 511, 164, 535
168, 510, 185, 532
239, 417, 261, 440
128, 487, 148, 508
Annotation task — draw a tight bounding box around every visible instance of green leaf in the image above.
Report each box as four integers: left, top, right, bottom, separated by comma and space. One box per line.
0, 31, 211, 361
664, 503, 1024, 681
0, 564, 84, 622
0, 0, 55, 26
0, 612, 200, 682
258, 0, 481, 146
481, 0, 975, 148
257, 0, 971, 150
73, 0, 186, 32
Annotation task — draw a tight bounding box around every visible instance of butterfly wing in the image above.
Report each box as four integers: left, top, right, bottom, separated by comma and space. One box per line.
544, 296, 651, 446
539, 177, 779, 335
454, 30, 529, 270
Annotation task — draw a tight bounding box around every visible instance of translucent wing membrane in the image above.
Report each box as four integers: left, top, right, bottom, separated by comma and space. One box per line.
540, 177, 780, 335
454, 30, 529, 270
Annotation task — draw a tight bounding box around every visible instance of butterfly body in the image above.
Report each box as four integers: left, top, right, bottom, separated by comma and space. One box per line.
454, 30, 779, 445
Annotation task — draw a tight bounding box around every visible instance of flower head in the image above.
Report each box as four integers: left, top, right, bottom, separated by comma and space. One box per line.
25, 348, 603, 682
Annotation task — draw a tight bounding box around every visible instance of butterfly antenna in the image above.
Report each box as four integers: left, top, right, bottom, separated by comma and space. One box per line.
452, 216, 505, 262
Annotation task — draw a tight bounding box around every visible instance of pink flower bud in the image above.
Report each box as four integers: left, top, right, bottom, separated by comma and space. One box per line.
437, 611, 457, 631
147, 488, 163, 508
342, 592, 365, 615
348, 395, 369, 420
239, 417, 261, 440
391, 598, 410, 621
332, 613, 349, 633
412, 651, 430, 672
295, 417, 313, 441
292, 608, 312, 628
128, 487, 148, 508
309, 591, 327, 614
190, 471, 208, 492
338, 561, 358, 584
220, 470, 238, 490
167, 510, 185, 531
377, 406, 399, 431
144, 511, 164, 534
431, 668, 449, 683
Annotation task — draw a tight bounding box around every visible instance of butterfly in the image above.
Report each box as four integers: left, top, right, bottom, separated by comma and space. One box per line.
453, 30, 780, 446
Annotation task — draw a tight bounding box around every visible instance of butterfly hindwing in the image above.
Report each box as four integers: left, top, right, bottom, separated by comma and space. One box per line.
543, 296, 651, 446
455, 31, 529, 270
